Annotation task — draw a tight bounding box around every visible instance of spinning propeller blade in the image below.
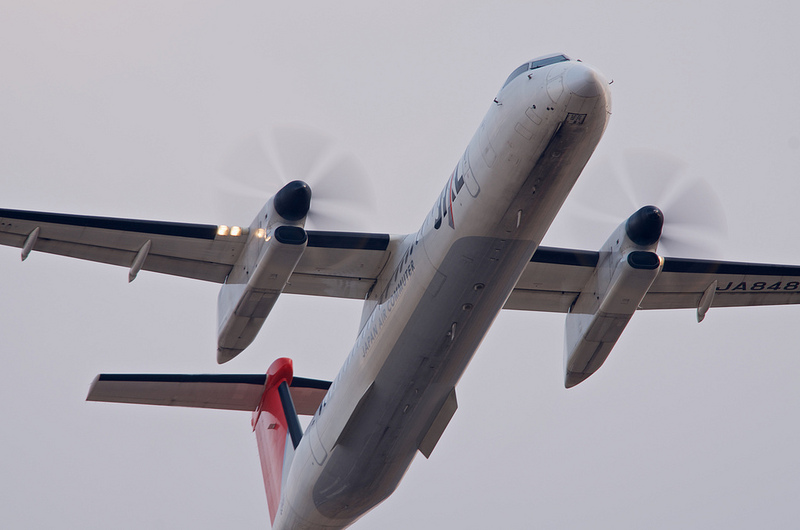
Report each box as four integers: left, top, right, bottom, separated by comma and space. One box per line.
217, 126, 376, 229
565, 148, 727, 256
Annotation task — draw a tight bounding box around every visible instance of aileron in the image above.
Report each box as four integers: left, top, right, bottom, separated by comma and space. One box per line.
504, 246, 597, 312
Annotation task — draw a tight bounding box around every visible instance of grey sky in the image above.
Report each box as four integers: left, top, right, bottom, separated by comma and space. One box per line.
1, 2, 799, 528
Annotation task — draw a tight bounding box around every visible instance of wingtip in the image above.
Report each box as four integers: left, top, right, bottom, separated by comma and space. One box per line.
564, 371, 588, 389
86, 374, 103, 401
217, 347, 241, 364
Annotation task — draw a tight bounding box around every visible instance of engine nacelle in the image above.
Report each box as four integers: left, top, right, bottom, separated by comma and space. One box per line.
564, 206, 664, 387
217, 181, 311, 363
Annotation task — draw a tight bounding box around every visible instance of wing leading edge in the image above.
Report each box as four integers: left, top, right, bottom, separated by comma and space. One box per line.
506, 246, 800, 313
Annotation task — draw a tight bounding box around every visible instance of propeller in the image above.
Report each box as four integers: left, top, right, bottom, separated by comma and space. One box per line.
216, 126, 377, 229
562, 148, 727, 257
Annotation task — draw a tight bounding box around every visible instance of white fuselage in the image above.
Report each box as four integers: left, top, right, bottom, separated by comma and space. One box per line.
275, 58, 611, 529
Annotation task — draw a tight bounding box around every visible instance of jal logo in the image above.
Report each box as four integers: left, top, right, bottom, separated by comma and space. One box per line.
434, 155, 479, 230
433, 170, 457, 230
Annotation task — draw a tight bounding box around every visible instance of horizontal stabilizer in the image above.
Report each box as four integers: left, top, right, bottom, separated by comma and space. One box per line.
87, 373, 330, 415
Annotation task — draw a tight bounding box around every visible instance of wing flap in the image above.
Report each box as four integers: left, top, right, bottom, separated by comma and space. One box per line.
503, 288, 578, 312
285, 272, 380, 299
285, 231, 396, 299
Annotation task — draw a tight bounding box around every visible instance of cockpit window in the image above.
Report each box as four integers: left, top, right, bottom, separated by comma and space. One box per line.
503, 63, 532, 89
530, 54, 570, 70
501, 54, 570, 89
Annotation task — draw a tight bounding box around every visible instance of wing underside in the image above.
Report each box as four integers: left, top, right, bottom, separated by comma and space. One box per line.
506, 246, 800, 313
0, 208, 393, 299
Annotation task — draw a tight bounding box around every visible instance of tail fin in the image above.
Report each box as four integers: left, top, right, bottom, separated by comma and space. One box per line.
252, 358, 304, 524
85, 359, 331, 526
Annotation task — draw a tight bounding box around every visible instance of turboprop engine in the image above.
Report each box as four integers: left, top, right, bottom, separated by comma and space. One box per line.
564, 206, 665, 387
216, 181, 311, 363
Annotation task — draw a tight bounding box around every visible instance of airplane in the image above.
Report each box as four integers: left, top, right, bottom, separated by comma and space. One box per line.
2, 53, 800, 529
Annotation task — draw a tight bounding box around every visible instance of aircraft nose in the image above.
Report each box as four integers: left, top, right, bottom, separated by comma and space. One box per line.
564, 64, 606, 98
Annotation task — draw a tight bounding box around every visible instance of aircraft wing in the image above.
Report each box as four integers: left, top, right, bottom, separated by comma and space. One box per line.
505, 246, 800, 313
0, 208, 392, 298
86, 373, 331, 415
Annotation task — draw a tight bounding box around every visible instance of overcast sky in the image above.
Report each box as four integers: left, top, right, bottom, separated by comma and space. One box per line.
2, 2, 800, 528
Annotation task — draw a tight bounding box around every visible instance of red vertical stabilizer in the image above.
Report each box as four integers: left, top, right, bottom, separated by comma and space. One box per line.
252, 357, 296, 525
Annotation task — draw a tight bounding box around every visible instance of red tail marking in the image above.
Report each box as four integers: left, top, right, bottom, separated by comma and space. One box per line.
252, 358, 294, 525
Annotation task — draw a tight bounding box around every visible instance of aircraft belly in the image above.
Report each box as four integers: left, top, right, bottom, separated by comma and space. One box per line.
306, 235, 537, 523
